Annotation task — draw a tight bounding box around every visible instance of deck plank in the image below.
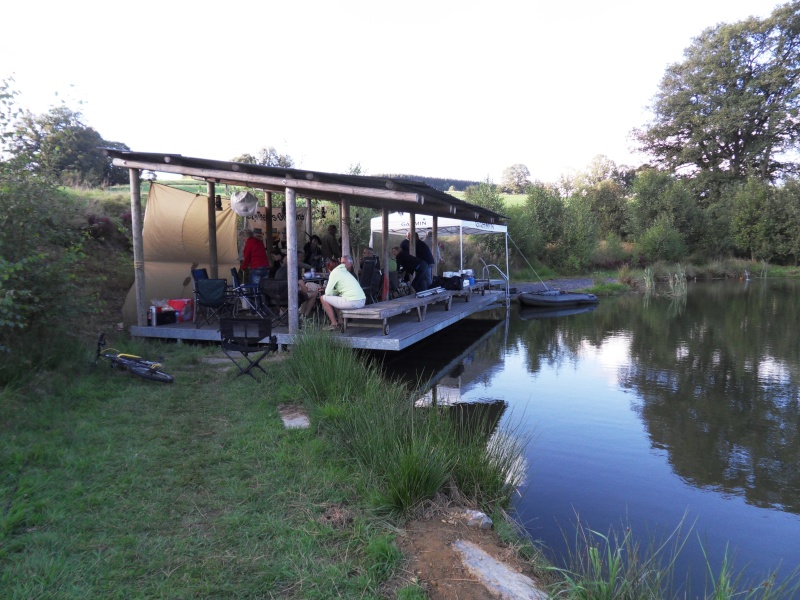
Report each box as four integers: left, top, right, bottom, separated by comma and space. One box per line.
131, 291, 506, 351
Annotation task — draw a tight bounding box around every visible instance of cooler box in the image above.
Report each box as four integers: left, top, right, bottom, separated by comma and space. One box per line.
168, 299, 194, 323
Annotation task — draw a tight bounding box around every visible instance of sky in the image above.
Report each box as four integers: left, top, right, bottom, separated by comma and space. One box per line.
0, 0, 785, 184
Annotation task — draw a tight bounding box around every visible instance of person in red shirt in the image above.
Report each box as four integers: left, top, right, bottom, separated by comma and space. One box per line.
241, 229, 270, 284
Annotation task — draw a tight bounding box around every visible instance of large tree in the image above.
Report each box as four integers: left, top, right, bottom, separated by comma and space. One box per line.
501, 164, 531, 194
10, 106, 129, 187
635, 1, 800, 182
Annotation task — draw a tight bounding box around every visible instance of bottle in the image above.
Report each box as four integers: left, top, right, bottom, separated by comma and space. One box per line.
150, 305, 157, 326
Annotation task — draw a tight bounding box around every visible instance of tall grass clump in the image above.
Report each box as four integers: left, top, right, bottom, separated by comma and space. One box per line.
283, 328, 527, 515
549, 519, 687, 599
548, 518, 800, 599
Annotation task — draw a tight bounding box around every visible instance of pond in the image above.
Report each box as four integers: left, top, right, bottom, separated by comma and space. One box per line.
380, 279, 800, 596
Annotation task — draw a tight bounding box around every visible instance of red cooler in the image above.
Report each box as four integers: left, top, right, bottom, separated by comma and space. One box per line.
168, 299, 194, 323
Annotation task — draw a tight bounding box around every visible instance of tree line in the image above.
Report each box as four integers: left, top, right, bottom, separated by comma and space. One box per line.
469, 2, 800, 271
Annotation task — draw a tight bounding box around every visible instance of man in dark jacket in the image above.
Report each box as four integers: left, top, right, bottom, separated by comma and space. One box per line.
391, 246, 429, 293
400, 231, 434, 289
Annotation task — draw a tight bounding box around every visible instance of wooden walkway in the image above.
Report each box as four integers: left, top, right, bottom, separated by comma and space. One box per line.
130, 290, 506, 351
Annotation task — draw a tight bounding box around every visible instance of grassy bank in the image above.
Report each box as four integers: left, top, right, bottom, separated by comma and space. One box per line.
0, 328, 532, 597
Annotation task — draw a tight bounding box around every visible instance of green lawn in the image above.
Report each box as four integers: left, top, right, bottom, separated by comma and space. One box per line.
0, 338, 400, 598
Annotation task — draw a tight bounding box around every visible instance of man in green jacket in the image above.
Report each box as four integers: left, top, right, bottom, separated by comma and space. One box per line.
320, 256, 365, 331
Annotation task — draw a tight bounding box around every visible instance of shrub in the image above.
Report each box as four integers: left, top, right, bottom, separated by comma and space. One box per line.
636, 215, 687, 264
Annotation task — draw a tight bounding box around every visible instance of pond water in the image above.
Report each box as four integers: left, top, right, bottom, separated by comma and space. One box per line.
380, 279, 800, 596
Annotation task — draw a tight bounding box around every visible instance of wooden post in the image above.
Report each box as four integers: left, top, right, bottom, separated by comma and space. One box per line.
409, 212, 416, 257
265, 192, 274, 252
341, 201, 351, 260
431, 215, 439, 277
129, 168, 147, 327
207, 181, 219, 279
382, 209, 390, 300
285, 187, 299, 334
305, 197, 312, 245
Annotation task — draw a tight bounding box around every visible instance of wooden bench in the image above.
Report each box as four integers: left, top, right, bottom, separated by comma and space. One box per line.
340, 289, 453, 335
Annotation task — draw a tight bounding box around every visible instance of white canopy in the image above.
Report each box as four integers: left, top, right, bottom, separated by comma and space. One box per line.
370, 212, 508, 275
370, 212, 507, 237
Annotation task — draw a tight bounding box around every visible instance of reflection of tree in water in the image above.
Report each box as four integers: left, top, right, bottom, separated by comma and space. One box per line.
619, 282, 800, 512
508, 281, 800, 512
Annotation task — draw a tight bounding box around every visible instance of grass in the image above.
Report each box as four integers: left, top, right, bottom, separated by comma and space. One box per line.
1, 326, 533, 597
0, 338, 399, 597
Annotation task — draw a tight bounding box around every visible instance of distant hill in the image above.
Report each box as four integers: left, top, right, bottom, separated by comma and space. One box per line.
374, 174, 482, 192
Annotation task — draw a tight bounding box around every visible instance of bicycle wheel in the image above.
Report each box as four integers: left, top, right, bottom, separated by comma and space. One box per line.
128, 364, 174, 383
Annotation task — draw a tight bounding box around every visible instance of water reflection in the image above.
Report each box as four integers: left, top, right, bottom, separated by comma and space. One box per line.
380, 282, 800, 592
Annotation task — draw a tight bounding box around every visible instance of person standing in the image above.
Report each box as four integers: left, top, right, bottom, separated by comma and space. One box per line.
320, 256, 365, 330
241, 229, 270, 284
321, 224, 341, 262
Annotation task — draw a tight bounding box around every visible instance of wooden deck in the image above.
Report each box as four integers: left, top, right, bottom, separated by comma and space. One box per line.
130, 290, 506, 351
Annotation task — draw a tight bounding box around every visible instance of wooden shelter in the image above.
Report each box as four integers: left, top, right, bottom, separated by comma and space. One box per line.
103, 149, 507, 336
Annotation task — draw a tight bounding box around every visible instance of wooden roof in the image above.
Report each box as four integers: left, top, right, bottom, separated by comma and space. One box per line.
104, 149, 506, 224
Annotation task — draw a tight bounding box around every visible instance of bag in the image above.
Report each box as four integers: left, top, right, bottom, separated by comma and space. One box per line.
442, 275, 463, 291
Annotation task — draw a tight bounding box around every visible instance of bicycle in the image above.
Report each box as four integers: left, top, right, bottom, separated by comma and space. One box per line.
94, 333, 174, 384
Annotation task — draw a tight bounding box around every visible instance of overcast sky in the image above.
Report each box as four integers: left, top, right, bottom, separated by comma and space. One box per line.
1, 0, 784, 183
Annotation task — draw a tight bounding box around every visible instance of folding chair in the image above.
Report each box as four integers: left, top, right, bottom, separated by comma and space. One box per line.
231, 267, 268, 318
219, 317, 277, 379
259, 278, 290, 327
195, 278, 235, 327
358, 257, 382, 304
191, 268, 209, 323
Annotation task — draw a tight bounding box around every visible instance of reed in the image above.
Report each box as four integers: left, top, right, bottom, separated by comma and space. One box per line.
284, 327, 527, 514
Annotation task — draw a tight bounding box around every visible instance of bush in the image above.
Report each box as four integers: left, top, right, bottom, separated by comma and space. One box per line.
636, 215, 687, 264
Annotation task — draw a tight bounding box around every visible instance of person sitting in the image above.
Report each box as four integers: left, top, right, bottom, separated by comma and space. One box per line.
303, 234, 325, 272
359, 246, 381, 272
268, 249, 285, 279
320, 255, 365, 331
274, 251, 317, 319
241, 229, 270, 284
392, 246, 429, 293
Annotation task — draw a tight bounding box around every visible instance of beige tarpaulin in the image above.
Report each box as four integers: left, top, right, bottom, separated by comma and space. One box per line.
122, 183, 239, 326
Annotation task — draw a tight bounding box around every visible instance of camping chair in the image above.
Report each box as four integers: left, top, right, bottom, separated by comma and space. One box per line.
195, 278, 235, 327
231, 267, 268, 318
219, 317, 277, 379
359, 257, 382, 304
191, 268, 209, 323
259, 278, 290, 327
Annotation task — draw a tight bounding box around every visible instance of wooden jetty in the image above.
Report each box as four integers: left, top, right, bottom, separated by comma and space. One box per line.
131, 290, 506, 351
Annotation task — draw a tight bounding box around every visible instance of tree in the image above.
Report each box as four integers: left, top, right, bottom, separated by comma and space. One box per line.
501, 164, 531, 194
464, 180, 506, 258
231, 146, 294, 168
635, 2, 800, 182
9, 105, 129, 187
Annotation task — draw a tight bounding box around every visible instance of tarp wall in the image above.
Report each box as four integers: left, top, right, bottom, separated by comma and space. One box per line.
122, 183, 239, 326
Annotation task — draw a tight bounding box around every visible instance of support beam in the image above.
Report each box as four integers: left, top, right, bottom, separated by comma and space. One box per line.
112, 159, 422, 203
286, 188, 299, 334
265, 192, 274, 252
431, 216, 439, 277
305, 197, 312, 245
382, 210, 390, 301
341, 201, 351, 260
207, 181, 219, 278
129, 169, 147, 327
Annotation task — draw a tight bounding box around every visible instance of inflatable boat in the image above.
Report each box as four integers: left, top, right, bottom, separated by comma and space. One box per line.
518, 289, 599, 308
